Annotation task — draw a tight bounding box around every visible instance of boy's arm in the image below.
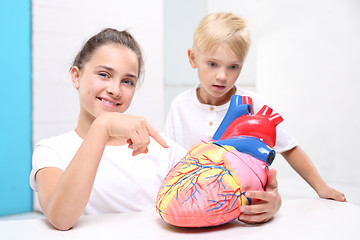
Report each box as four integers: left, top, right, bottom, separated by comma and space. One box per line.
281, 146, 346, 202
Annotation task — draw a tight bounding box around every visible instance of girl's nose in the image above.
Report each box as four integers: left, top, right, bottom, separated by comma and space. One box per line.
106, 83, 121, 98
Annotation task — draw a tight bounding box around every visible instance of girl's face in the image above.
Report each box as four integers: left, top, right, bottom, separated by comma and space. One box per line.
71, 44, 139, 121
188, 43, 244, 106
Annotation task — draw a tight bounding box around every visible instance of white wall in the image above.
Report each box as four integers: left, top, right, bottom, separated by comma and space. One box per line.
163, 0, 207, 113
256, 0, 360, 198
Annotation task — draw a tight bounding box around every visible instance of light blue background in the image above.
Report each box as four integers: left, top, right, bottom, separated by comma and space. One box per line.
0, 0, 32, 216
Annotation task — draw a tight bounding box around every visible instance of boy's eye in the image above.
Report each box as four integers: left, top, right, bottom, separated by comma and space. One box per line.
229, 65, 239, 70
208, 62, 217, 67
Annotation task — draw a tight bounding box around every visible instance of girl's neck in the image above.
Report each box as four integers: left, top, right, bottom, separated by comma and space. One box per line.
74, 111, 95, 139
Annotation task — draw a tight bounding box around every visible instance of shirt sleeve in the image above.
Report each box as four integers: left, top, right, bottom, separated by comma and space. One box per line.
163, 99, 185, 147
165, 137, 187, 170
163, 103, 176, 140
30, 144, 65, 191
273, 124, 298, 153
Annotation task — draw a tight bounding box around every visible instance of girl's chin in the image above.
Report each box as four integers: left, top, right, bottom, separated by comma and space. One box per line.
99, 106, 129, 114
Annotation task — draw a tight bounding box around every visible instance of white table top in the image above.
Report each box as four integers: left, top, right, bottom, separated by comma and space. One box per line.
1, 198, 359, 240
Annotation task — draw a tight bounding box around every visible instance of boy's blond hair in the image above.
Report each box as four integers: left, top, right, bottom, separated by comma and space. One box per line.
193, 12, 251, 60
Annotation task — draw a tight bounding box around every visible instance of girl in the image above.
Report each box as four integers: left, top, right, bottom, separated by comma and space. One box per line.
30, 28, 281, 231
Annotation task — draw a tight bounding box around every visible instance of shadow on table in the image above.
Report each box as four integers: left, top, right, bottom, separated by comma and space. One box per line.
156, 217, 266, 234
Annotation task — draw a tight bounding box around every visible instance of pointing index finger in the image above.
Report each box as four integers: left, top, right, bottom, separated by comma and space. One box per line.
146, 124, 169, 149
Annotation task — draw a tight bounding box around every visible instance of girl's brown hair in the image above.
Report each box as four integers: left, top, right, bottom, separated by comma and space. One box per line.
72, 28, 144, 85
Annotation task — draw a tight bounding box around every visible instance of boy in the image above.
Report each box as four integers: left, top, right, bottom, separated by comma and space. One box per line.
164, 11, 346, 202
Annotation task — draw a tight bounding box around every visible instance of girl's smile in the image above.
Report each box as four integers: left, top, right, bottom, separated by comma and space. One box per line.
97, 96, 121, 107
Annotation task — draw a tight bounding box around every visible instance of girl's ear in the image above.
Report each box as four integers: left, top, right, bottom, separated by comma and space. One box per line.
70, 66, 81, 89
188, 48, 197, 68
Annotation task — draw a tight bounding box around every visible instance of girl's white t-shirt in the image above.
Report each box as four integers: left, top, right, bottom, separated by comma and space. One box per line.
30, 130, 186, 214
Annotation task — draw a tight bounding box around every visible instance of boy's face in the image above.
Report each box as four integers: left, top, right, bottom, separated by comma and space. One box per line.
188, 44, 244, 105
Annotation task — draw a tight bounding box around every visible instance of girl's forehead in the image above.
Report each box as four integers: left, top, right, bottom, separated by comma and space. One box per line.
84, 44, 139, 74
89, 44, 138, 64
92, 44, 134, 58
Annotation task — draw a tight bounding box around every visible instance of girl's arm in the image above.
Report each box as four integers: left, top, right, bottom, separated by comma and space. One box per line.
36, 117, 109, 230
281, 146, 346, 202
36, 112, 168, 230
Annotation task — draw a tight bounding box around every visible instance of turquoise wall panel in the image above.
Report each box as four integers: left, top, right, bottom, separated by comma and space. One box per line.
0, 0, 32, 216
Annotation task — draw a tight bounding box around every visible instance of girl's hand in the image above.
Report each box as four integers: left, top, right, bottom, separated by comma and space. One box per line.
317, 185, 346, 202
99, 112, 168, 156
238, 168, 281, 224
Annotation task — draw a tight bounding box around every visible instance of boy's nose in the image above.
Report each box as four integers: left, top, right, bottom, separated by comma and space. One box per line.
216, 68, 227, 81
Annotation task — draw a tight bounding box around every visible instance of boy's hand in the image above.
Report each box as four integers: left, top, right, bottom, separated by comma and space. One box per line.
317, 185, 346, 202
238, 168, 281, 224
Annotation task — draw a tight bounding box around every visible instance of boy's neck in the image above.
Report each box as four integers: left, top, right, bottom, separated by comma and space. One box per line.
196, 86, 236, 106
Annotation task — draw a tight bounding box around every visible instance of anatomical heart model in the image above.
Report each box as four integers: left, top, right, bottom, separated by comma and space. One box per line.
156, 95, 283, 227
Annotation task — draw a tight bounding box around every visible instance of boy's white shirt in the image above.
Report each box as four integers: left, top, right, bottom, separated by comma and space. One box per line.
30, 130, 186, 215
164, 85, 297, 152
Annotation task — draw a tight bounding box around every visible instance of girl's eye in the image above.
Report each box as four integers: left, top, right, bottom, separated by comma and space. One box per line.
99, 72, 110, 78
123, 79, 134, 86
